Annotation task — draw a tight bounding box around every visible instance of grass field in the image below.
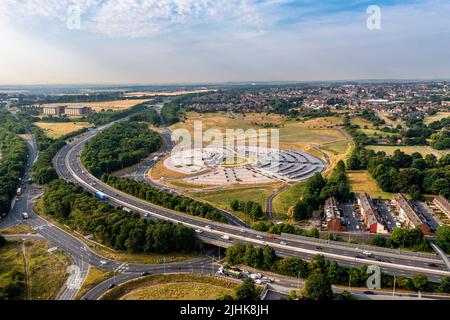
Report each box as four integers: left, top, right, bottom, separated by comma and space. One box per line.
0, 224, 36, 235
359, 129, 395, 138
350, 117, 376, 129
272, 182, 306, 218
424, 111, 450, 125
0, 239, 69, 300
101, 273, 239, 300
367, 145, 447, 157
38, 99, 151, 112
191, 186, 276, 224
35, 121, 92, 139
75, 267, 113, 300
348, 170, 394, 199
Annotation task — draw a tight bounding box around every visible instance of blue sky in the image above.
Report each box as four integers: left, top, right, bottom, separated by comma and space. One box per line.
0, 0, 449, 85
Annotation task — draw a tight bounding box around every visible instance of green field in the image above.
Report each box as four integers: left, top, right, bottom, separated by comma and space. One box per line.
0, 239, 69, 300
348, 171, 394, 199
101, 273, 240, 300
272, 182, 306, 218
191, 186, 275, 224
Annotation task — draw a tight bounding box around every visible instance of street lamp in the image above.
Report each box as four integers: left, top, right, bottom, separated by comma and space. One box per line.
392, 276, 397, 297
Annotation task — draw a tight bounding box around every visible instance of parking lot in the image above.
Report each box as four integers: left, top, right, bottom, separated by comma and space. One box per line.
341, 203, 362, 232
373, 199, 398, 232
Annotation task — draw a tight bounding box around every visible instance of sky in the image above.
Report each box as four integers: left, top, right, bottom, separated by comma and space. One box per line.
0, 0, 449, 85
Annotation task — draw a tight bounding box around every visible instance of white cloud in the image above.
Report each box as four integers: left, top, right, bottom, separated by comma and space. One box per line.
0, 0, 276, 38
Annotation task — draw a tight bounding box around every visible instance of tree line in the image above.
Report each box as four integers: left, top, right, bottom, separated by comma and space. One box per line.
348, 146, 450, 199
230, 200, 264, 220
0, 111, 28, 217
102, 174, 227, 223
42, 180, 199, 253
293, 160, 351, 221
128, 108, 161, 126
86, 103, 148, 126
82, 121, 162, 177
161, 102, 181, 125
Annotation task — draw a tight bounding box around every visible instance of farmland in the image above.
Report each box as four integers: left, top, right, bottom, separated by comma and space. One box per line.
367, 145, 448, 157
35, 121, 93, 139
38, 99, 151, 112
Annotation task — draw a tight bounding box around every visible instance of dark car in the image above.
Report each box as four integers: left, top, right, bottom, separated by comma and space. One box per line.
108, 283, 116, 290
363, 291, 374, 295
141, 272, 150, 276
428, 263, 438, 268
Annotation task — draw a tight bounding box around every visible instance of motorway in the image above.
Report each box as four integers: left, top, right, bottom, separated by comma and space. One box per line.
53, 115, 450, 283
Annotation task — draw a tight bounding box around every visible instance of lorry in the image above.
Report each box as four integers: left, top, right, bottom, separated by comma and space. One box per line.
95, 191, 108, 200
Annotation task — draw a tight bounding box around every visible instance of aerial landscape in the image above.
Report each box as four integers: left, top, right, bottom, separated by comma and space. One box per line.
0, 0, 449, 316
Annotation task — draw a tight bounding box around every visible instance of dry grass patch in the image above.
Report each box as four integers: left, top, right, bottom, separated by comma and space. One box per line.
75, 267, 113, 300
101, 273, 239, 300
424, 112, 450, 125
367, 145, 447, 157
272, 182, 306, 218
35, 122, 92, 139
348, 170, 394, 199
1, 224, 36, 235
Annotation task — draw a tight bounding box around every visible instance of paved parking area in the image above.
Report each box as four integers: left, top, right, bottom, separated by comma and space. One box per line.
413, 201, 441, 231
373, 199, 397, 232
341, 203, 362, 232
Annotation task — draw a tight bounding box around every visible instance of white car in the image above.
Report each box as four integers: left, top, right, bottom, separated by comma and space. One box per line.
363, 251, 373, 257
221, 235, 230, 240
100, 260, 108, 265
280, 241, 287, 245
195, 229, 203, 234
256, 235, 263, 239
205, 225, 212, 229
239, 229, 246, 233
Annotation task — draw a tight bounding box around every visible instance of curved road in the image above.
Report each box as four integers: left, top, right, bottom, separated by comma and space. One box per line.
53, 119, 450, 283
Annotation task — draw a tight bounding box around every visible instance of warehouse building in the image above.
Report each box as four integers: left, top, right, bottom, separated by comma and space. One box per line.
42, 105, 65, 116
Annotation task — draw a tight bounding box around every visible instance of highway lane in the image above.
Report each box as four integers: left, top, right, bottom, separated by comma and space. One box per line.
54, 120, 450, 283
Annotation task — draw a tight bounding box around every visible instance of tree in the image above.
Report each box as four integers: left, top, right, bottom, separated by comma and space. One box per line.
439, 276, 450, 293
435, 226, 450, 253
304, 270, 334, 300
411, 274, 428, 292
235, 278, 259, 300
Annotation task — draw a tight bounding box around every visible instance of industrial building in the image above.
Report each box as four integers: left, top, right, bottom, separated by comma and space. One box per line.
324, 197, 345, 231
433, 195, 450, 219
392, 193, 431, 235
42, 105, 65, 116
41, 105, 92, 117
357, 193, 387, 234
64, 106, 92, 116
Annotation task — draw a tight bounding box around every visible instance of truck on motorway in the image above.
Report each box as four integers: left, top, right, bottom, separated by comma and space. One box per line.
95, 191, 108, 200
221, 235, 230, 240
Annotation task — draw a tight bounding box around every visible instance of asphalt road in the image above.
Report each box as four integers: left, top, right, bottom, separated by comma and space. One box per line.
53, 118, 450, 283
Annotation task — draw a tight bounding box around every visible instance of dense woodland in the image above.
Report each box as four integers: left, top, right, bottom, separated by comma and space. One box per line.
0, 110, 28, 217
103, 175, 227, 223
160, 102, 181, 125
82, 122, 162, 177
42, 180, 198, 253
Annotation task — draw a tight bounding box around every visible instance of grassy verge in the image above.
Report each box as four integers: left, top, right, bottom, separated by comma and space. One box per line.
100, 273, 240, 300
0, 239, 69, 300
1, 224, 36, 235
74, 267, 113, 300
272, 182, 306, 218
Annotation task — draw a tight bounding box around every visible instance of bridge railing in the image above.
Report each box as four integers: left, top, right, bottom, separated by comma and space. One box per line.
280, 233, 439, 259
